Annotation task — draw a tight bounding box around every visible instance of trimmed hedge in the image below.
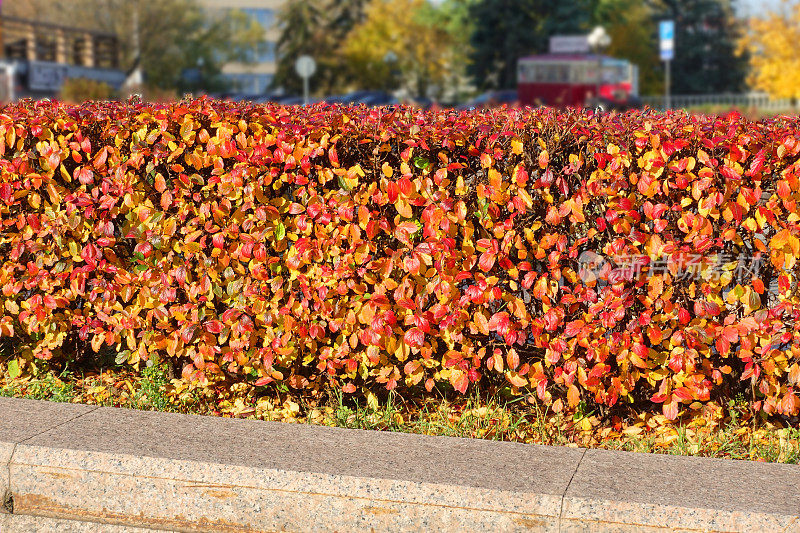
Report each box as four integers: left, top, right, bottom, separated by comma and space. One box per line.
1, 98, 799, 420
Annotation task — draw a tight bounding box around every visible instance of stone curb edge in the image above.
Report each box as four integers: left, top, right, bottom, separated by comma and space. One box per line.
0, 396, 798, 532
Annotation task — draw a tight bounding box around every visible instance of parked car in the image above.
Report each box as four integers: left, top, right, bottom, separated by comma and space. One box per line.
324, 91, 397, 106
457, 90, 519, 110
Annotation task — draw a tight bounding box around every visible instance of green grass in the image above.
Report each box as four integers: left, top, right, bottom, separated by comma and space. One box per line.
1, 358, 797, 463
129, 362, 177, 412
0, 372, 75, 402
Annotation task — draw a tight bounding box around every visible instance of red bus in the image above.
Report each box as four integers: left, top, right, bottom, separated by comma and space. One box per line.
517, 54, 638, 109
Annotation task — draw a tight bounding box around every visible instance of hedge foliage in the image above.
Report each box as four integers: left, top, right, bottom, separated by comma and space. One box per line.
1, 98, 800, 420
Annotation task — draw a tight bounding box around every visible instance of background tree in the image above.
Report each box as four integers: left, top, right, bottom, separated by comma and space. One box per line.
592, 0, 662, 95
324, 0, 371, 91
466, 0, 589, 90
342, 0, 457, 99
272, 0, 328, 95
739, 0, 800, 99
651, 0, 747, 94
415, 0, 477, 101
272, 0, 370, 95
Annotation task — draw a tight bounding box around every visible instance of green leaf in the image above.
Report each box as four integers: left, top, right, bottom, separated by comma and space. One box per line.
413, 156, 430, 170
276, 221, 286, 241
7, 359, 20, 379
115, 350, 131, 365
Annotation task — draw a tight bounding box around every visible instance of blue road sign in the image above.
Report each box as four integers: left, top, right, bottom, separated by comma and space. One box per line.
659, 20, 675, 61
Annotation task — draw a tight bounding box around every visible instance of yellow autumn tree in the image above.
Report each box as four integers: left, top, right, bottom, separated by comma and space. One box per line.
343, 0, 459, 100
740, 0, 800, 99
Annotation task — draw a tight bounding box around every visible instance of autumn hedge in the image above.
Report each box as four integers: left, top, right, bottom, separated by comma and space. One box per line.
1, 98, 799, 420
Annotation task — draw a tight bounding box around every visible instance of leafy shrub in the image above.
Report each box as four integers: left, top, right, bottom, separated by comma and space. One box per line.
0, 98, 799, 421
58, 78, 116, 103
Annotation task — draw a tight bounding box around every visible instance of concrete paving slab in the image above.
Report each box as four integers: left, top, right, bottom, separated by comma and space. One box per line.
562, 448, 800, 532
0, 512, 161, 532
0, 398, 96, 515
0, 397, 96, 444
9, 406, 583, 532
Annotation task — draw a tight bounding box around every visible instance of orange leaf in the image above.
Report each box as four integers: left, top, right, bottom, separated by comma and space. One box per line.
567, 384, 581, 407
396, 199, 412, 218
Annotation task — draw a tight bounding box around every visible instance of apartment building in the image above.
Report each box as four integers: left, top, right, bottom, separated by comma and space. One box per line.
0, 15, 124, 100
198, 0, 284, 95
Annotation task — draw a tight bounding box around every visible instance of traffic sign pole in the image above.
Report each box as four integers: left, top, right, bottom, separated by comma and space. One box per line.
294, 55, 316, 106
659, 20, 674, 111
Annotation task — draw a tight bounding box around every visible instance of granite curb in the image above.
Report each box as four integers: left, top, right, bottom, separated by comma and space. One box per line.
0, 396, 798, 532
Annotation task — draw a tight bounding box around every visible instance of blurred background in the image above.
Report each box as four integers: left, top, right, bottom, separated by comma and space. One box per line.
0, 0, 796, 115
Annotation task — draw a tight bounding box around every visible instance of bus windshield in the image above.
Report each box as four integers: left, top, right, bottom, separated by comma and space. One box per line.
518, 59, 631, 85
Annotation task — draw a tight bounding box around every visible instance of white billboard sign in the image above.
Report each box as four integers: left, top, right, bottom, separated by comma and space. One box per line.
549, 35, 590, 54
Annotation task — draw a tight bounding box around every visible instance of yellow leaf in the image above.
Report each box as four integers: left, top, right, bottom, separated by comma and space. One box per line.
90, 333, 104, 353
505, 371, 528, 387
4, 300, 19, 314
185, 242, 201, 254
381, 162, 394, 178
396, 199, 412, 218
474, 312, 490, 335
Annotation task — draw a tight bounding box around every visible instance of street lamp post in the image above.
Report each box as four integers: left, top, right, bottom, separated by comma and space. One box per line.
196, 57, 204, 95
587, 26, 611, 108
383, 50, 398, 93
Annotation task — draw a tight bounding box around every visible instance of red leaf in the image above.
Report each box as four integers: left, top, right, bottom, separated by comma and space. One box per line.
404, 327, 425, 348
633, 343, 648, 358
387, 181, 399, 203
76, 166, 94, 185
160, 191, 173, 211
328, 146, 339, 167
449, 369, 469, 393
398, 177, 413, 196
93, 147, 108, 169
488, 312, 510, 333
564, 320, 584, 338
478, 251, 496, 272
204, 320, 224, 334
397, 298, 416, 310
662, 395, 679, 420
134, 242, 153, 258
180, 324, 196, 343
720, 165, 741, 181
673, 387, 693, 402
543, 308, 561, 331
404, 254, 421, 275
395, 221, 419, 242
722, 326, 739, 343
746, 149, 765, 176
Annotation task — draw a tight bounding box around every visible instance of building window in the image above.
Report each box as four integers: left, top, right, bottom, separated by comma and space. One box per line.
244, 41, 276, 63
241, 8, 275, 31
225, 73, 274, 94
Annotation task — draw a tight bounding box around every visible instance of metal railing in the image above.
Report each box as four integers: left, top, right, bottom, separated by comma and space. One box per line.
640, 92, 795, 112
